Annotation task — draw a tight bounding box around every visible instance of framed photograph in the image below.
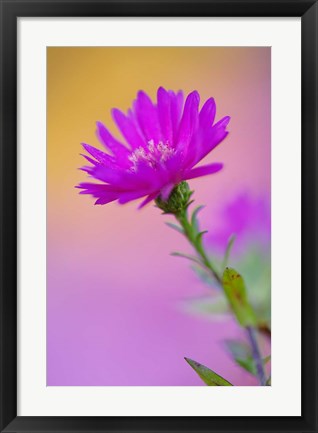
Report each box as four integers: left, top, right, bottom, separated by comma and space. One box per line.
0, 0, 317, 432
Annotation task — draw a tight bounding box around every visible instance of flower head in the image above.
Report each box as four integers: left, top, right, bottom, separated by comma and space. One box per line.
77, 87, 230, 207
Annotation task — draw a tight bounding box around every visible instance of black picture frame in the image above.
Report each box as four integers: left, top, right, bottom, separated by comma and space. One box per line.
0, 0, 317, 432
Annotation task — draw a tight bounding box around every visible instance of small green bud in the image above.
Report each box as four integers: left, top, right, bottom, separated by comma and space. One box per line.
155, 181, 193, 214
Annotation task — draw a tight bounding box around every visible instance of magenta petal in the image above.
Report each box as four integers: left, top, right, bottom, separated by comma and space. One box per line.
176, 91, 200, 150
213, 115, 231, 129
118, 190, 150, 204
157, 87, 173, 144
79, 165, 95, 174
112, 108, 146, 149
81, 143, 117, 168
199, 97, 216, 127
183, 163, 223, 180
170, 90, 184, 142
163, 152, 183, 176
95, 193, 118, 205
77, 183, 119, 204
134, 91, 161, 144
80, 153, 98, 166
77, 183, 119, 193
186, 117, 230, 168
197, 128, 229, 162
160, 183, 175, 201
91, 165, 124, 184
92, 162, 161, 192
96, 122, 130, 161
138, 191, 159, 208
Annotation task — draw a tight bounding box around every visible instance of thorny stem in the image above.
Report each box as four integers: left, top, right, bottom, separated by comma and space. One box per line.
174, 207, 267, 386
246, 326, 267, 386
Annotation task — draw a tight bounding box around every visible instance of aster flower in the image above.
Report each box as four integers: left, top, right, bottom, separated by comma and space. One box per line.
77, 87, 230, 207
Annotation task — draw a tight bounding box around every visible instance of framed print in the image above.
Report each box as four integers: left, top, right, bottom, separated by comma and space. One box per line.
0, 0, 317, 432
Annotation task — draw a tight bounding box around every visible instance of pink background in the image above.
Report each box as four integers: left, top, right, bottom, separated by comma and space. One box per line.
47, 47, 270, 385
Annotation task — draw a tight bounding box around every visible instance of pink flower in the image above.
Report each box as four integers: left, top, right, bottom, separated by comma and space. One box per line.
77, 87, 230, 207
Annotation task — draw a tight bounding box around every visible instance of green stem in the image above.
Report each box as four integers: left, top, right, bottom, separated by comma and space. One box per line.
246, 326, 267, 386
175, 209, 221, 285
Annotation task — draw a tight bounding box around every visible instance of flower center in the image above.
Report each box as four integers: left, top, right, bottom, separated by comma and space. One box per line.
128, 139, 174, 172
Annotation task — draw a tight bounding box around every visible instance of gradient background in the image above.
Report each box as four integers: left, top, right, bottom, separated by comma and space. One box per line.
47, 47, 270, 386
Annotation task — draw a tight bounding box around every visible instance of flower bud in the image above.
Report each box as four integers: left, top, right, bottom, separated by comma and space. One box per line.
155, 181, 193, 214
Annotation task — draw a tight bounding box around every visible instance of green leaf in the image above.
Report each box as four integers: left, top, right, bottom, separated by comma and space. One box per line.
183, 295, 229, 318
235, 356, 270, 376
191, 205, 205, 231
224, 340, 255, 375
222, 234, 236, 270
165, 222, 184, 234
171, 252, 203, 266
266, 376, 271, 386
236, 358, 256, 375
185, 199, 195, 210
222, 267, 258, 327
225, 340, 271, 376
185, 357, 233, 386
238, 355, 271, 376
196, 230, 208, 244
225, 339, 251, 360
192, 265, 215, 287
